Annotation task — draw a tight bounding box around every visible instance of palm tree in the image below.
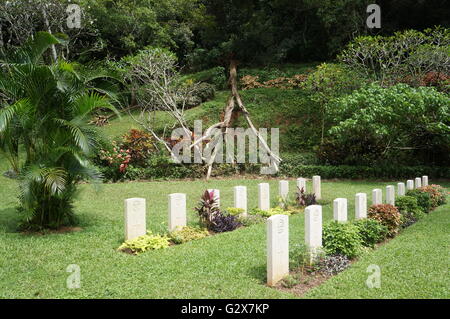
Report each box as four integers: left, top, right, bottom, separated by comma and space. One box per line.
0, 32, 118, 230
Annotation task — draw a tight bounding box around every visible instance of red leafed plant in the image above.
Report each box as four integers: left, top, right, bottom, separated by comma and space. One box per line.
368, 204, 401, 237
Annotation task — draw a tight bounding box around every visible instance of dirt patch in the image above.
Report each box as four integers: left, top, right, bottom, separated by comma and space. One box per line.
274, 267, 332, 297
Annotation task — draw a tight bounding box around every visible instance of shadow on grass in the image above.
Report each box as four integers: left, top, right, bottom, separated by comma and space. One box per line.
0, 207, 21, 233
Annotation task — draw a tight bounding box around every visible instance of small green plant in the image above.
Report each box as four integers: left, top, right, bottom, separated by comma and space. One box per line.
237, 215, 265, 227
353, 219, 388, 248
225, 207, 245, 216
396, 196, 426, 228
368, 204, 402, 237
249, 207, 293, 218
322, 221, 363, 259
280, 274, 301, 288
118, 232, 170, 255
406, 190, 432, 213
168, 226, 209, 244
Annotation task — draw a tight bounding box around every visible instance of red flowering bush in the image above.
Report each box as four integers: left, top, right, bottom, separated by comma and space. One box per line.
419, 184, 447, 208
368, 204, 402, 237
99, 141, 132, 173
121, 129, 155, 166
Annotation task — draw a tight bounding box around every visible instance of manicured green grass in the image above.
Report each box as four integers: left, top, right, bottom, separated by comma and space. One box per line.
0, 151, 448, 298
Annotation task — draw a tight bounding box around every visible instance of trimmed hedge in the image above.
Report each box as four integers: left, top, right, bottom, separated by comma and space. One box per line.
278, 164, 450, 179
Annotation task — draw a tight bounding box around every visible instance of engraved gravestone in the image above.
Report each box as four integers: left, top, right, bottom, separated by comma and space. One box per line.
415, 177, 422, 189
333, 198, 347, 222
279, 180, 289, 201
258, 183, 270, 211
386, 185, 395, 206
355, 193, 367, 219
305, 205, 322, 265
267, 214, 289, 286
372, 189, 382, 205
124, 198, 146, 241
234, 186, 247, 215
312, 176, 321, 200
397, 182, 405, 196
406, 180, 414, 190
168, 193, 186, 231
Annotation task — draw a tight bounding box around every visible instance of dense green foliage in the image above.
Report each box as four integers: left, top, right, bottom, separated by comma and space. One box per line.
324, 84, 450, 166
0, 32, 117, 229
406, 189, 433, 214
322, 221, 362, 259
368, 204, 402, 237
118, 232, 171, 254
396, 196, 426, 228
353, 219, 388, 248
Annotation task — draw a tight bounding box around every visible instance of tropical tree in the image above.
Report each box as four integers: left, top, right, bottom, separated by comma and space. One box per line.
0, 32, 118, 230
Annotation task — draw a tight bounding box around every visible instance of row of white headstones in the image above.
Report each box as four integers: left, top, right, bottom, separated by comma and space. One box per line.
267, 175, 429, 286
122, 175, 429, 285
123, 176, 323, 241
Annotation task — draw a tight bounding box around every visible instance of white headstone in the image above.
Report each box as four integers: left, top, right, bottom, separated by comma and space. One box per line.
168, 193, 186, 232
305, 205, 322, 264
355, 193, 367, 219
233, 186, 247, 216
279, 180, 289, 200
267, 214, 289, 286
422, 175, 428, 187
312, 176, 321, 200
333, 198, 348, 222
372, 189, 382, 205
397, 182, 405, 196
406, 180, 414, 190
296, 178, 307, 193
386, 185, 395, 206
124, 198, 146, 241
207, 189, 220, 207
258, 183, 270, 211
415, 177, 422, 189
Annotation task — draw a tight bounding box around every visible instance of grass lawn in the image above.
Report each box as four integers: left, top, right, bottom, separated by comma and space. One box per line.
0, 149, 448, 298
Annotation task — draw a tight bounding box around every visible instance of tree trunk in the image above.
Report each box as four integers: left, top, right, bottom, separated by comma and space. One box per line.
41, 7, 58, 62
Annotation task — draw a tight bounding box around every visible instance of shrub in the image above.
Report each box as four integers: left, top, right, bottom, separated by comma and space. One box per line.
368, 204, 402, 237
210, 213, 242, 233
318, 254, 350, 275
249, 207, 292, 218
396, 196, 426, 228
168, 226, 209, 244
326, 83, 450, 166
118, 232, 170, 255
420, 185, 447, 208
237, 214, 265, 227
280, 274, 301, 288
194, 190, 220, 230
353, 219, 388, 248
295, 186, 317, 207
121, 129, 156, 166
225, 207, 245, 216
322, 221, 362, 259
406, 190, 432, 213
